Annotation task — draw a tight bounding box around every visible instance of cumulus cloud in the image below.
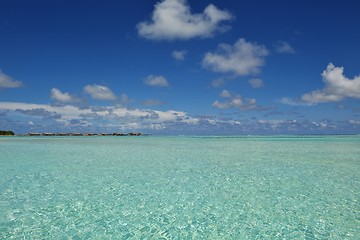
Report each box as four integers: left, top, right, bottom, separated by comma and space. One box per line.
137, 0, 233, 40
51, 88, 80, 103
172, 50, 187, 60
301, 63, 360, 103
275, 41, 295, 54
84, 84, 116, 100
212, 90, 257, 110
0, 70, 23, 88
248, 78, 264, 88
202, 38, 268, 76
144, 75, 169, 87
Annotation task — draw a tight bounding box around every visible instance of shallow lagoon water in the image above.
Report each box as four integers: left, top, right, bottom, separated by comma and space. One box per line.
0, 136, 359, 239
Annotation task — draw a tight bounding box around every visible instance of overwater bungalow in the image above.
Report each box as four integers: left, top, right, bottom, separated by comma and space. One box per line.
113, 132, 126, 136
128, 132, 142, 136
43, 132, 56, 136
28, 132, 41, 136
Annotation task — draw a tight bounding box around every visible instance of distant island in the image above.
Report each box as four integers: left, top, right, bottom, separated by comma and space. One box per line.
1, 130, 146, 136
23, 132, 145, 136
0, 130, 15, 136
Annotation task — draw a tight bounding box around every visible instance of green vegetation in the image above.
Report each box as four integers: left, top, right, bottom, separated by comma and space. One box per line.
0, 130, 15, 136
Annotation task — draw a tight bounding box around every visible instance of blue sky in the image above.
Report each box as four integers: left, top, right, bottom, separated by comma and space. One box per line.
0, 0, 359, 134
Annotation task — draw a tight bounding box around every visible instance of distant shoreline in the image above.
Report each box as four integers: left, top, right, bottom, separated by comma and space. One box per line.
2, 133, 359, 137
1, 130, 359, 137
14, 132, 146, 137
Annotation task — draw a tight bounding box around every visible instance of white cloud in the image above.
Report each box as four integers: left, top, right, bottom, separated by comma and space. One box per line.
212, 90, 257, 110
51, 88, 80, 103
301, 63, 360, 103
172, 50, 187, 60
202, 38, 268, 76
84, 84, 116, 100
248, 78, 264, 88
219, 89, 231, 98
0, 70, 23, 88
144, 75, 169, 87
275, 41, 295, 54
137, 0, 233, 40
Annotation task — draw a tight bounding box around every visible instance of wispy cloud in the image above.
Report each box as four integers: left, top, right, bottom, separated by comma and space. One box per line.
84, 84, 116, 100
202, 38, 268, 76
172, 50, 187, 60
279, 97, 311, 106
248, 78, 264, 88
118, 93, 130, 105
211, 78, 226, 88
274, 41, 295, 54
15, 108, 61, 120
137, 0, 233, 40
349, 120, 360, 125
0, 102, 92, 121
142, 99, 165, 106
0, 70, 23, 88
144, 75, 169, 87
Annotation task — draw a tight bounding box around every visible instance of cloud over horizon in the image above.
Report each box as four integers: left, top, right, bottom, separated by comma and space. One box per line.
1, 100, 359, 134
137, 0, 233, 40
0, 101, 199, 133
202, 38, 268, 76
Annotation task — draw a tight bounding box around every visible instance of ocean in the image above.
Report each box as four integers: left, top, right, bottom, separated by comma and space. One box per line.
1, 136, 359, 239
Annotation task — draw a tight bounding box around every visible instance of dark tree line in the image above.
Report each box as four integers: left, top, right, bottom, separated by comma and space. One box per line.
0, 130, 15, 135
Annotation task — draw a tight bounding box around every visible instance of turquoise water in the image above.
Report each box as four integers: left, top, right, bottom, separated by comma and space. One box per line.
0, 136, 359, 239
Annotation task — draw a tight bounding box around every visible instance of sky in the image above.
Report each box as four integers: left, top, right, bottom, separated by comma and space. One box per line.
0, 0, 360, 135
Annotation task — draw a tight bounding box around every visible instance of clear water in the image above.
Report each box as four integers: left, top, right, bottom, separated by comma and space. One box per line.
0, 136, 359, 239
